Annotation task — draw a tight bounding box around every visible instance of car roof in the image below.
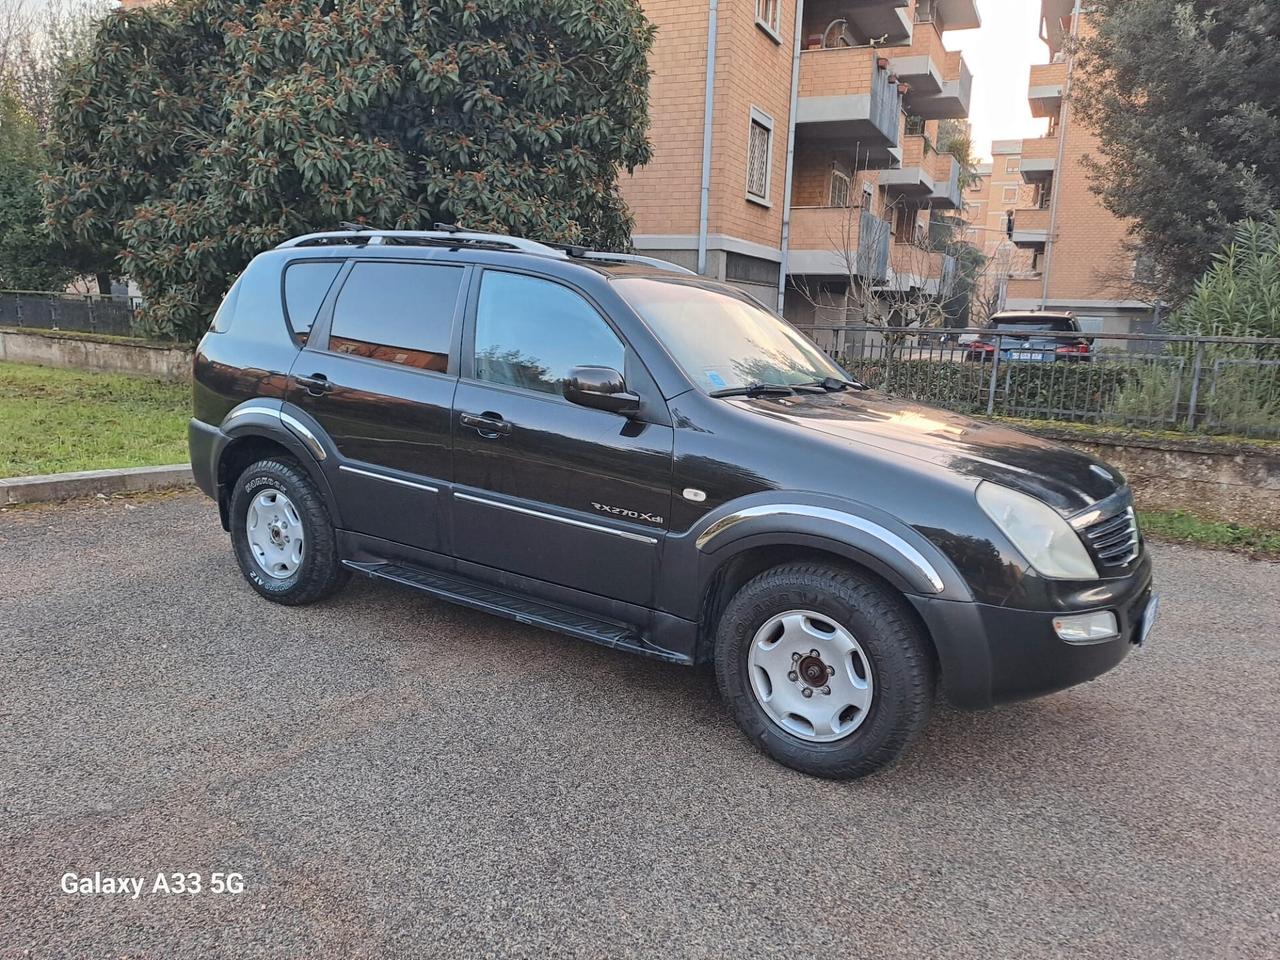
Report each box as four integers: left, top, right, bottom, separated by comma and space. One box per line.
990, 310, 1076, 323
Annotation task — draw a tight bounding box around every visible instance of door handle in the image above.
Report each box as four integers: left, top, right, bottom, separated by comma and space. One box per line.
297, 373, 332, 396
460, 412, 512, 438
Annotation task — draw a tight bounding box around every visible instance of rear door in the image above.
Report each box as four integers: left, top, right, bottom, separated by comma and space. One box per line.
288, 257, 468, 552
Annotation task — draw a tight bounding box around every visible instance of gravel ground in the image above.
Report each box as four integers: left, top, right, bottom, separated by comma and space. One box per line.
1, 491, 1277, 959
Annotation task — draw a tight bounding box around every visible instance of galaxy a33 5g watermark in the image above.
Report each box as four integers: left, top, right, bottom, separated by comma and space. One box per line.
60, 871, 246, 899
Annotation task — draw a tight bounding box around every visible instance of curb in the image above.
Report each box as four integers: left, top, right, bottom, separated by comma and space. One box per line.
0, 464, 195, 506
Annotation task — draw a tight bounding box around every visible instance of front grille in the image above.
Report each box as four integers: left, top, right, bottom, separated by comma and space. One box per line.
1084, 506, 1141, 568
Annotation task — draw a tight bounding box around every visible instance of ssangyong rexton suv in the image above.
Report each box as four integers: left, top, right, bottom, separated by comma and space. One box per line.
189, 228, 1158, 780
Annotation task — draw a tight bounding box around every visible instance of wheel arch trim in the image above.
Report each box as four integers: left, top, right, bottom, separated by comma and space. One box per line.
694, 503, 955, 597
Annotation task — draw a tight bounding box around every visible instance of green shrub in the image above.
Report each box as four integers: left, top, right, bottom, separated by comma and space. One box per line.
844, 357, 1137, 420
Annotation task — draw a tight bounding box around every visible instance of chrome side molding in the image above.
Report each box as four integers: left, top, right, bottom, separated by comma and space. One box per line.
695, 504, 946, 593
338, 464, 437, 493
455, 492, 659, 545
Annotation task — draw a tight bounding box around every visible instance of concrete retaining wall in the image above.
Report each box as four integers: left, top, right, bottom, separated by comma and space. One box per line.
1033, 428, 1280, 529
0, 327, 192, 379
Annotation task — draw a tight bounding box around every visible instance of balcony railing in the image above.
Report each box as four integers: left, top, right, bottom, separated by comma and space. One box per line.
1028, 61, 1067, 119
1019, 134, 1058, 182
1011, 205, 1051, 247
796, 46, 903, 157
787, 206, 891, 283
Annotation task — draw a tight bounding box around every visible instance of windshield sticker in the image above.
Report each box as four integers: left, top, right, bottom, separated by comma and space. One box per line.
705, 370, 727, 389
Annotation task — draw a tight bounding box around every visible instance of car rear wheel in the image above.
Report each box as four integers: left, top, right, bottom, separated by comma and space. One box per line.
714, 562, 935, 780
229, 457, 348, 605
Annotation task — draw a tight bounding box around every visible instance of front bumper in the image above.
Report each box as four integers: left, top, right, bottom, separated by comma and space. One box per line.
909, 557, 1155, 710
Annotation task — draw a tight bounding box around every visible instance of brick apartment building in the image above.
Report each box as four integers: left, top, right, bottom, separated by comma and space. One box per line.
994, 0, 1157, 335
619, 0, 980, 330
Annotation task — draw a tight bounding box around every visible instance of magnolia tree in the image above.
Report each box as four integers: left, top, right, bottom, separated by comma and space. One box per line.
44, 0, 654, 339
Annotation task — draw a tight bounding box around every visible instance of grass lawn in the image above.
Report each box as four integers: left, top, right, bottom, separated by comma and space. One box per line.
0, 361, 190, 478
1139, 509, 1280, 559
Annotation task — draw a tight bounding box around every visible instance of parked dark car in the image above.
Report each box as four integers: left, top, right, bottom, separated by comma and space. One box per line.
966, 311, 1093, 362
189, 229, 1157, 780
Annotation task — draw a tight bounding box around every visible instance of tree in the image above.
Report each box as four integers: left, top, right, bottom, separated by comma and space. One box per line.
44, 0, 655, 340
0, 0, 116, 293
1073, 0, 1280, 301
1169, 218, 1280, 339
0, 0, 109, 135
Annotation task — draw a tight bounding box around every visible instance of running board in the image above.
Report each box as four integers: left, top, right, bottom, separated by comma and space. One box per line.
343, 560, 688, 664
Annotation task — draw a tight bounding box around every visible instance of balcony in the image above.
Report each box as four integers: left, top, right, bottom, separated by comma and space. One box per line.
1019, 135, 1058, 183
879, 137, 962, 209
1005, 275, 1045, 305
890, 21, 973, 119
802, 1, 912, 47
1028, 61, 1067, 119
797, 47, 904, 166
934, 0, 981, 31
1011, 205, 1050, 248
883, 245, 956, 295
788, 206, 892, 281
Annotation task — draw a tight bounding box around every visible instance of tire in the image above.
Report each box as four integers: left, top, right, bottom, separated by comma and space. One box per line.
714, 562, 936, 780
228, 457, 349, 606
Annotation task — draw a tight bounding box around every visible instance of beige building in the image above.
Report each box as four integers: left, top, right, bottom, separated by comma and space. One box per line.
1000, 0, 1156, 333
620, 0, 980, 328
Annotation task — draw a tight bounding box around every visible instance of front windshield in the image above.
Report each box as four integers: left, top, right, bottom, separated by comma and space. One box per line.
614, 278, 849, 393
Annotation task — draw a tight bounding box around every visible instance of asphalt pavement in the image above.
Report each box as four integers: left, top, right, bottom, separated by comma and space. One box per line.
1, 491, 1277, 959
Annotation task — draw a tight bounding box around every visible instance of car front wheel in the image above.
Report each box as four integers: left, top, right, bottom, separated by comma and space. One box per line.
714, 562, 936, 780
228, 457, 348, 605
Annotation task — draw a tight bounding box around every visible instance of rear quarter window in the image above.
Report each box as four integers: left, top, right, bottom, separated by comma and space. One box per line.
283, 260, 344, 343
209, 275, 243, 333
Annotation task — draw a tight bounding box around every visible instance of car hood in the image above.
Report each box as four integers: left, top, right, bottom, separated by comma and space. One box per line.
737, 390, 1121, 514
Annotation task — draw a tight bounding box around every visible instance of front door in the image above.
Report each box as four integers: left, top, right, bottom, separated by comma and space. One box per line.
451, 268, 673, 607
288, 257, 467, 553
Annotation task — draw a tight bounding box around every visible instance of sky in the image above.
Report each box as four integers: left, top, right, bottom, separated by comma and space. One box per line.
945, 0, 1052, 160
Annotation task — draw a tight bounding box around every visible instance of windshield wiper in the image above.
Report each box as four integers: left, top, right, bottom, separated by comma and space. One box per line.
708, 382, 797, 399
795, 376, 870, 392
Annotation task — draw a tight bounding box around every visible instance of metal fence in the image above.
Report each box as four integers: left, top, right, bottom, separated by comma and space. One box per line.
806, 324, 1280, 439
0, 290, 141, 337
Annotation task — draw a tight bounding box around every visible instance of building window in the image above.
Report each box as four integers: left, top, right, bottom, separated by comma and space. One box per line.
829, 168, 852, 208
1133, 250, 1159, 286
1002, 186, 1019, 204
893, 204, 917, 243
905, 114, 926, 137
1006, 157, 1021, 173
746, 108, 774, 205
755, 0, 781, 40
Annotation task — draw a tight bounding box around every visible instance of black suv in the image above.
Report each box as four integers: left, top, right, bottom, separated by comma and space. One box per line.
189, 228, 1157, 779
966, 311, 1093, 363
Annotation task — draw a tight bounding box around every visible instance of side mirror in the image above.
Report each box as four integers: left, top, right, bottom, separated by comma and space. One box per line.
563, 365, 640, 416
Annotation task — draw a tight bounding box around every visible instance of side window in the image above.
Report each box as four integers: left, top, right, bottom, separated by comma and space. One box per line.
473, 271, 624, 397
284, 260, 343, 342
328, 261, 463, 372
210, 274, 243, 334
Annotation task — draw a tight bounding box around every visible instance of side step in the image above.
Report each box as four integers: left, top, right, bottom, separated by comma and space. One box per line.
343, 560, 688, 664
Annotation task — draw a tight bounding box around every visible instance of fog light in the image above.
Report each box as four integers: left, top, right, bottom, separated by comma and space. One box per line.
1053, 611, 1119, 644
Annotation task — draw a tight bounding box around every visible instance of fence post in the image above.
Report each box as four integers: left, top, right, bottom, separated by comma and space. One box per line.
985, 334, 1003, 415
86, 295, 96, 333
1185, 339, 1205, 430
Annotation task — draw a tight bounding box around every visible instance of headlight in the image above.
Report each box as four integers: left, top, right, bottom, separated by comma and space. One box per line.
976, 482, 1098, 580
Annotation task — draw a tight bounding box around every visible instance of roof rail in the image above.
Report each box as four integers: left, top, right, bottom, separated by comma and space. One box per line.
573, 250, 697, 276
275, 229, 569, 258
275, 228, 697, 276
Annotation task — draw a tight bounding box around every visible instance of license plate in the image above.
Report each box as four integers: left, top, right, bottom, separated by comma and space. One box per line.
1011, 351, 1041, 361
1137, 594, 1160, 646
